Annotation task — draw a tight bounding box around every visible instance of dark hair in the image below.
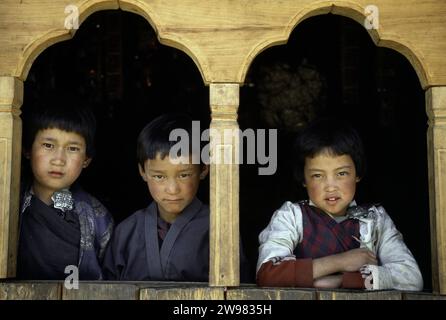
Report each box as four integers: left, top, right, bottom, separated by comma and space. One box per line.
293, 118, 366, 184
137, 113, 202, 170
22, 95, 96, 158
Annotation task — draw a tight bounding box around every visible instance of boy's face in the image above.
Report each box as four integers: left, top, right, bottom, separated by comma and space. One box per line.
303, 151, 360, 216
29, 128, 91, 204
139, 153, 208, 223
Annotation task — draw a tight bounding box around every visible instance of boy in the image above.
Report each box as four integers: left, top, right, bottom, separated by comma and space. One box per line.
256, 118, 423, 290
18, 98, 114, 280
103, 113, 250, 282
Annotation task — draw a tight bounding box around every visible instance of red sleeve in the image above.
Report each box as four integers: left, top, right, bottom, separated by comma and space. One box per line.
256, 258, 313, 288
341, 272, 365, 289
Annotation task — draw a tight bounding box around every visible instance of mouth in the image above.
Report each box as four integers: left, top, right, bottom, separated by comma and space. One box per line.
325, 196, 340, 204
48, 171, 64, 178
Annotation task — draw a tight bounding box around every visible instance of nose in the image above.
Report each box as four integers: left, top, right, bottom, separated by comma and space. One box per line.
324, 175, 338, 191
51, 147, 66, 165
165, 178, 180, 194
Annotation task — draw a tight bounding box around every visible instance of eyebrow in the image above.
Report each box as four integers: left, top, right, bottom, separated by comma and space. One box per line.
41, 137, 83, 145
147, 169, 165, 173
147, 167, 195, 173
308, 165, 353, 171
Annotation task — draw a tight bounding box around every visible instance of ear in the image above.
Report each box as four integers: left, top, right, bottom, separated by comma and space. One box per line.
199, 165, 209, 180
82, 158, 92, 168
356, 176, 361, 183
138, 164, 148, 182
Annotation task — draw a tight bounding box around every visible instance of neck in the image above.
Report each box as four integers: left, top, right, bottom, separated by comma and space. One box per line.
158, 209, 177, 224
31, 184, 53, 205
324, 211, 335, 219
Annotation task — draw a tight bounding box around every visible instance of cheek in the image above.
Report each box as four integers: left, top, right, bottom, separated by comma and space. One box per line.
185, 179, 200, 194
305, 181, 322, 197
30, 152, 47, 173
348, 181, 357, 194
147, 181, 162, 198
72, 157, 85, 169
66, 157, 86, 177
340, 179, 357, 195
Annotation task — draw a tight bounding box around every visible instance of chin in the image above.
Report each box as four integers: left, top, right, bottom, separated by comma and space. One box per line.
331, 208, 347, 216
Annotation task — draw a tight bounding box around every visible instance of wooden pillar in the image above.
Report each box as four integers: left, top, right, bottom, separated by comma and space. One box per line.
0, 77, 23, 278
209, 83, 240, 287
426, 87, 446, 294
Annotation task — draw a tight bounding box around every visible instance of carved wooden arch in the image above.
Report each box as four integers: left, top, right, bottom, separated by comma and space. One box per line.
118, 1, 429, 88
14, 1, 430, 88
14, 0, 209, 85
120, 1, 430, 89
238, 1, 429, 89
16, 1, 119, 81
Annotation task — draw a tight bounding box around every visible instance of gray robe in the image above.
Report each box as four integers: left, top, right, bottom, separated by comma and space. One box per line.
103, 198, 209, 281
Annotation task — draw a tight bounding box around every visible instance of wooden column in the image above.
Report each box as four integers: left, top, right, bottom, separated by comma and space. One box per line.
0, 77, 23, 278
209, 83, 240, 286
427, 87, 446, 294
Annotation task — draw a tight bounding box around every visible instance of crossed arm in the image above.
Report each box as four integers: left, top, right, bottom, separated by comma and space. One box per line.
312, 248, 377, 288
256, 202, 423, 290
257, 247, 377, 288
256, 202, 377, 288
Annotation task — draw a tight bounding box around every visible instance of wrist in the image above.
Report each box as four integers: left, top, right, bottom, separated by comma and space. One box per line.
333, 252, 345, 273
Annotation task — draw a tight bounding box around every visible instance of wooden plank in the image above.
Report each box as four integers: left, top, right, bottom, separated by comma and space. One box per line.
140, 287, 225, 300
318, 290, 402, 300
227, 288, 315, 300
209, 84, 240, 287
0, 77, 23, 278
62, 282, 138, 300
0, 282, 61, 300
404, 292, 446, 300
426, 87, 446, 294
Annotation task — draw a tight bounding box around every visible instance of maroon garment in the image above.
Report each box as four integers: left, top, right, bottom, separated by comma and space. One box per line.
257, 258, 313, 288
157, 216, 171, 248
293, 201, 360, 259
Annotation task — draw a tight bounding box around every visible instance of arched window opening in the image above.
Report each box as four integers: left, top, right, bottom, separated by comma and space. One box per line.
22, 10, 210, 225
240, 14, 430, 290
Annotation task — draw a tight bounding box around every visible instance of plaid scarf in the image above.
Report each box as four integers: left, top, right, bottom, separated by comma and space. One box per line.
293, 201, 360, 259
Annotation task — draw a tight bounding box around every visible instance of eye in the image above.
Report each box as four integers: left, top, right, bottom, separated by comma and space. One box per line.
67, 146, 81, 152
152, 175, 165, 181
338, 171, 349, 177
311, 173, 322, 179
179, 173, 192, 179
42, 143, 54, 149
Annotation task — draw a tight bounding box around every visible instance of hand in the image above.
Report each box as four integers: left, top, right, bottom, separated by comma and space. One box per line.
338, 248, 377, 272
313, 274, 343, 289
